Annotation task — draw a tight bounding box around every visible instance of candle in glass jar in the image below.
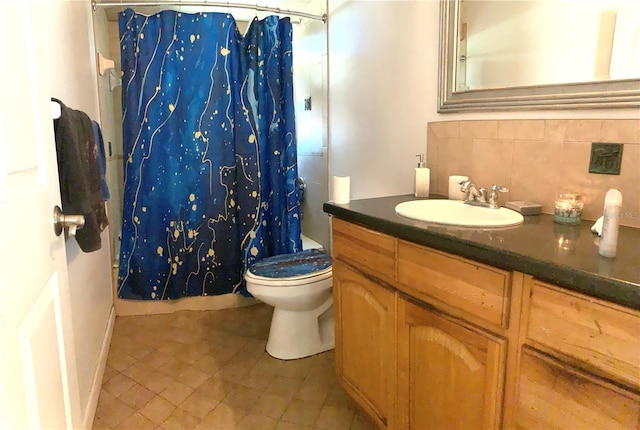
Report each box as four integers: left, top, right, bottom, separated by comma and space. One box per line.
554, 193, 583, 225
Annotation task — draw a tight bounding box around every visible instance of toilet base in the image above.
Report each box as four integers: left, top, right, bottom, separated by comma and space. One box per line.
266, 298, 335, 360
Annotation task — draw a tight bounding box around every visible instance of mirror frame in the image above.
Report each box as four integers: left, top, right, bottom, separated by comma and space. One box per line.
438, 0, 640, 112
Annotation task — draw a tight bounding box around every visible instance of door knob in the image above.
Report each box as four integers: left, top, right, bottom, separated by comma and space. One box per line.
53, 205, 85, 237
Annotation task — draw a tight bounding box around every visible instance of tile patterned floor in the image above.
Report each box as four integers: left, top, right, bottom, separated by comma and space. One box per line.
93, 304, 376, 430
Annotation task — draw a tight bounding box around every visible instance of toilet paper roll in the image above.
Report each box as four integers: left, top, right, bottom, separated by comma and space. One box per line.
333, 176, 350, 204
449, 175, 469, 200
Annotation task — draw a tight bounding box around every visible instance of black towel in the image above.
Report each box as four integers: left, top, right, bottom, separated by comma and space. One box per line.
52, 98, 108, 252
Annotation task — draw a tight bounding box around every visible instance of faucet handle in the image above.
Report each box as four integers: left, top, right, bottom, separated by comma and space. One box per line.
459, 180, 472, 191
489, 184, 509, 208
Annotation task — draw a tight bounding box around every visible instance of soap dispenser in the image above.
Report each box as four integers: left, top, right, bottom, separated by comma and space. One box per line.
415, 154, 430, 198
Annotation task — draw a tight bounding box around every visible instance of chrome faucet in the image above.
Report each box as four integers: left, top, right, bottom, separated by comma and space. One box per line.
460, 181, 487, 203
460, 180, 509, 209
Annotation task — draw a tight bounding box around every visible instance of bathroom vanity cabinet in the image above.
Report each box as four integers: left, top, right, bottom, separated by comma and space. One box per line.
330, 218, 640, 430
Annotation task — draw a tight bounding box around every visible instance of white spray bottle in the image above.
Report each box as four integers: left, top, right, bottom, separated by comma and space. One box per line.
599, 189, 622, 258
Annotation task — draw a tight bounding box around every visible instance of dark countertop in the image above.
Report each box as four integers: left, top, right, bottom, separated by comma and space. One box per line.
323, 195, 640, 311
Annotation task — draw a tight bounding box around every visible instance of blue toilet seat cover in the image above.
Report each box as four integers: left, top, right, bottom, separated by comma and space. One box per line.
248, 249, 332, 279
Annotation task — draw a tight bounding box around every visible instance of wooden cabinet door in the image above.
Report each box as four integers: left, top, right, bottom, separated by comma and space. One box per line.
334, 261, 396, 429
512, 347, 640, 429
397, 298, 506, 430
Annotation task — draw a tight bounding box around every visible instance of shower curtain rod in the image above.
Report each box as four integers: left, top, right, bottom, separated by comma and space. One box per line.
92, 1, 327, 22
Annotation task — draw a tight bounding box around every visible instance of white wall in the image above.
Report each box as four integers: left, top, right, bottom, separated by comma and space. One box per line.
327, 0, 640, 200
328, 0, 433, 200
95, 13, 124, 264
294, 1, 330, 249
47, 1, 113, 427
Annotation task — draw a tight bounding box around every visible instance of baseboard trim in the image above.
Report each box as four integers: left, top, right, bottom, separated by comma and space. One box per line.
82, 306, 115, 430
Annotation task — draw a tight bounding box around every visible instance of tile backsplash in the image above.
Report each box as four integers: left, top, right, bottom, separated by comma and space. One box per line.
427, 119, 640, 228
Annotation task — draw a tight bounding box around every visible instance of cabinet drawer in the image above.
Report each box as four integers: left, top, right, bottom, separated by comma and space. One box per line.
527, 281, 640, 390
332, 219, 395, 280
514, 347, 640, 429
397, 241, 510, 328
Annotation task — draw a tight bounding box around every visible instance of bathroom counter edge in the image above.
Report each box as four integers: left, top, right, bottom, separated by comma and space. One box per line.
323, 194, 640, 311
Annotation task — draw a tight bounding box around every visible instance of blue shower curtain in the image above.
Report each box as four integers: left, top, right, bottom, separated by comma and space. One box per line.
117, 9, 302, 300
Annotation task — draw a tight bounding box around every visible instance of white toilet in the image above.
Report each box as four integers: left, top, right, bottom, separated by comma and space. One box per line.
245, 244, 334, 360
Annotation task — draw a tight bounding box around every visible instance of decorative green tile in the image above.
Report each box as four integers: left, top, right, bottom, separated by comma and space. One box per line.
589, 143, 623, 175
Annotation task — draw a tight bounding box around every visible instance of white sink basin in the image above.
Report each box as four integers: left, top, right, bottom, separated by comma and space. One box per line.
395, 199, 524, 228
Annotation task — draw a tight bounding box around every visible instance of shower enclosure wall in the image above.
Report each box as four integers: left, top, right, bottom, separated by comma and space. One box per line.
92, 1, 329, 315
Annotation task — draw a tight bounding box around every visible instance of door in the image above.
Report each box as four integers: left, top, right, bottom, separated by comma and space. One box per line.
333, 262, 396, 429
0, 1, 81, 429
397, 297, 505, 430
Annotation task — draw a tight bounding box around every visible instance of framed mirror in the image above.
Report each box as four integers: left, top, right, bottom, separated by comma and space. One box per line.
438, 0, 640, 112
